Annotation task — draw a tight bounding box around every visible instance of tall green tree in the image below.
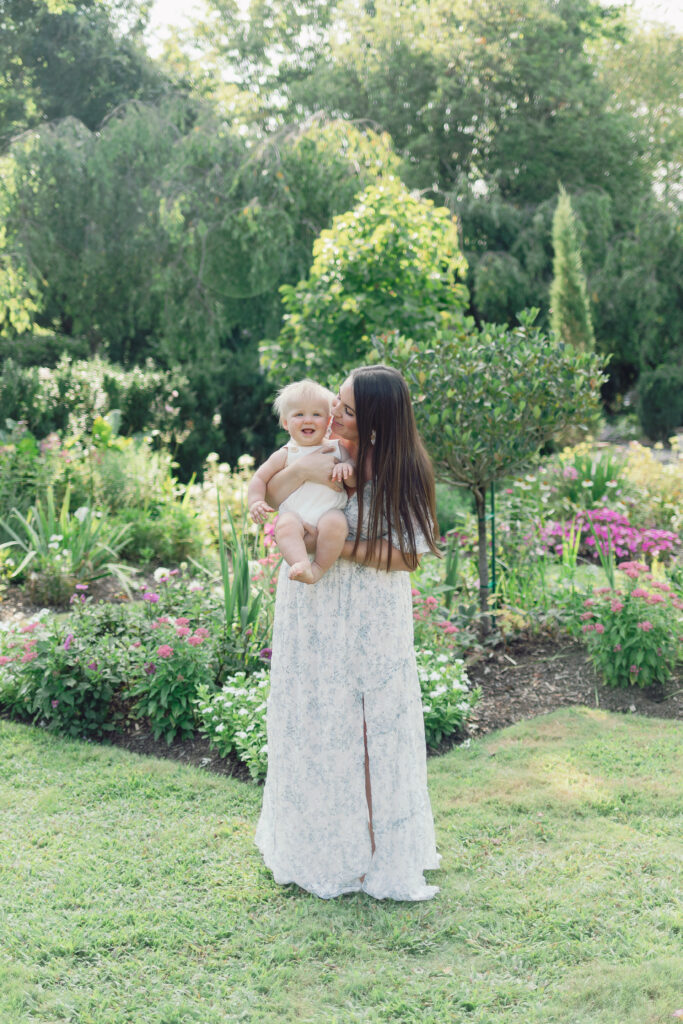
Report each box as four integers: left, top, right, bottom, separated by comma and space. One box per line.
550, 186, 596, 352
0, 0, 169, 149
263, 178, 469, 384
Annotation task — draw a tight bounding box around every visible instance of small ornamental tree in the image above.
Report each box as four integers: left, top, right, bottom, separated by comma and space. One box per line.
550, 185, 596, 352
261, 179, 469, 384
374, 311, 607, 632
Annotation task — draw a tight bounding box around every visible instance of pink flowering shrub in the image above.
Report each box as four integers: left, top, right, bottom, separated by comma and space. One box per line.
539, 507, 679, 564
580, 562, 683, 688
411, 588, 476, 657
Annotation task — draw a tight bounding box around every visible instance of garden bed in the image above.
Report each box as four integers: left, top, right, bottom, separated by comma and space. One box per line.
103, 634, 682, 780
4, 570, 679, 782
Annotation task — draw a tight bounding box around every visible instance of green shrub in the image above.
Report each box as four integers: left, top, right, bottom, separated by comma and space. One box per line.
637, 358, 683, 441
112, 505, 203, 566
5, 621, 126, 738
195, 669, 271, 780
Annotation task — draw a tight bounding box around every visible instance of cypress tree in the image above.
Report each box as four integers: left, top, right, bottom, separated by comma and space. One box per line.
550, 185, 596, 352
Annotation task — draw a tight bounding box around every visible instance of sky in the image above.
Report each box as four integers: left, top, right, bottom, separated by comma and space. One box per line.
146, 0, 683, 44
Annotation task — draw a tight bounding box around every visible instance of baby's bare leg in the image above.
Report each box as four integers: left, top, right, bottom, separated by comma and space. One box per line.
274, 512, 311, 580
303, 509, 348, 585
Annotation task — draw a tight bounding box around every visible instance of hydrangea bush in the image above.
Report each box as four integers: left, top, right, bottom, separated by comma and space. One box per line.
580, 562, 683, 688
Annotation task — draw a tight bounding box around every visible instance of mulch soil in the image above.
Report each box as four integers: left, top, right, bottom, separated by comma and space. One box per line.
2, 582, 681, 783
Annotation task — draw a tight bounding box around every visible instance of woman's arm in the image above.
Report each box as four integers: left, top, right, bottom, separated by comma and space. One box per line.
341, 539, 418, 573
265, 446, 342, 508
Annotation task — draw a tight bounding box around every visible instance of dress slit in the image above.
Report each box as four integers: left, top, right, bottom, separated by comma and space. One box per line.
362, 696, 376, 854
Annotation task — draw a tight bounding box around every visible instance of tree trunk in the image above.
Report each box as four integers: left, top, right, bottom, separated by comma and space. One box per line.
473, 486, 491, 635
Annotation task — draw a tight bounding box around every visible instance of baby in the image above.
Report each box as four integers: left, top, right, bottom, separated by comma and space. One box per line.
247, 379, 355, 584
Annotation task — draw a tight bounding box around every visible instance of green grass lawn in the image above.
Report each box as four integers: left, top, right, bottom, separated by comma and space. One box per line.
1, 708, 681, 1024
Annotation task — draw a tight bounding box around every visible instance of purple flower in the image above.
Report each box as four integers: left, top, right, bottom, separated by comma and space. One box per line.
75, 583, 89, 591
63, 633, 74, 651
143, 592, 160, 604
144, 663, 156, 675
51, 699, 59, 708
258, 647, 273, 661
87, 661, 97, 671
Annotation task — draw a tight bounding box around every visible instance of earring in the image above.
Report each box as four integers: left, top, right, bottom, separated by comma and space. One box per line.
370, 430, 376, 445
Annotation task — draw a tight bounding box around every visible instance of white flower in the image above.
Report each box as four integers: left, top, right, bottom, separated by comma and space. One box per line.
215, 723, 225, 732
154, 566, 171, 581
49, 534, 63, 543
73, 507, 89, 523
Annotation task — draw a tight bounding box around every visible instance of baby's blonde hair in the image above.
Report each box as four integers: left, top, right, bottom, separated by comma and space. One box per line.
272, 379, 334, 427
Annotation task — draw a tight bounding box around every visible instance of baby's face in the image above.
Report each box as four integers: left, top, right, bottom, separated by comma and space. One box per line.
283, 398, 330, 446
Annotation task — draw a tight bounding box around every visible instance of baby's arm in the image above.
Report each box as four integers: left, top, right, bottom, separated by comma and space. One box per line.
330, 441, 356, 487
247, 448, 288, 523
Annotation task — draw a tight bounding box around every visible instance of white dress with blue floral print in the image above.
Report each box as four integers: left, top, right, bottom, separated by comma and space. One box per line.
255, 486, 441, 901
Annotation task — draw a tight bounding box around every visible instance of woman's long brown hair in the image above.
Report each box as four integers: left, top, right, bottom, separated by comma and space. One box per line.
351, 365, 439, 571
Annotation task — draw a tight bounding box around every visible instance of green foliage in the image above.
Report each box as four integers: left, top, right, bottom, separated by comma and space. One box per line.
637, 358, 683, 442
0, 355, 189, 442
0, 485, 133, 603
376, 311, 606, 622
0, 0, 169, 149
550, 186, 596, 352
128, 622, 218, 744
581, 564, 682, 688
3, 619, 125, 738
379, 313, 605, 493
415, 649, 480, 749
195, 669, 271, 780
264, 179, 468, 383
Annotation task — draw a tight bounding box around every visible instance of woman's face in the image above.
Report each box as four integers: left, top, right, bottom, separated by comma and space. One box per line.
331, 377, 359, 444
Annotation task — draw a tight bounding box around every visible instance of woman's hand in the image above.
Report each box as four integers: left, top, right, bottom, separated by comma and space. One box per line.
265, 445, 342, 508
295, 447, 343, 489
341, 539, 417, 572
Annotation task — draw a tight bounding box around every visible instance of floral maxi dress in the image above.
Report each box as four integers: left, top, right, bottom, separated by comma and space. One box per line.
255, 490, 441, 901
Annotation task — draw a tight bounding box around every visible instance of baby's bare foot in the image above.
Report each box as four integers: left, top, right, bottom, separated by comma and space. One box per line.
289, 560, 315, 584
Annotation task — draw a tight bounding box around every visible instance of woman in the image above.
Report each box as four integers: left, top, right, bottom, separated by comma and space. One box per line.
255, 365, 442, 901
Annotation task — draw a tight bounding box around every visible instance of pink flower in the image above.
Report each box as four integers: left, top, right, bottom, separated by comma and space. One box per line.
175, 617, 190, 626
63, 633, 74, 651
21, 622, 39, 633
425, 596, 438, 608
132, 641, 141, 648
87, 661, 97, 671
176, 626, 191, 637
594, 587, 612, 595
583, 599, 595, 608
594, 623, 605, 634
631, 588, 650, 599
157, 644, 174, 658
646, 593, 665, 605
637, 621, 653, 631
580, 612, 593, 620
21, 652, 37, 662
613, 643, 622, 651
258, 647, 272, 660
188, 582, 203, 593
582, 623, 594, 633
143, 592, 160, 603
75, 583, 89, 591
0, 656, 12, 665
411, 588, 420, 597
51, 700, 59, 708
194, 628, 210, 639
187, 636, 203, 647
630, 665, 640, 674
610, 600, 624, 613
157, 616, 169, 624
149, 621, 160, 630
